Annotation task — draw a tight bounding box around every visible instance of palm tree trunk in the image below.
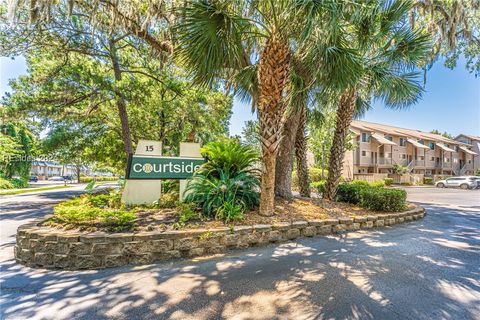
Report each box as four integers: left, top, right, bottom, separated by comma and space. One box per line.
257, 33, 290, 216
324, 89, 357, 200
296, 104, 310, 197
275, 108, 301, 199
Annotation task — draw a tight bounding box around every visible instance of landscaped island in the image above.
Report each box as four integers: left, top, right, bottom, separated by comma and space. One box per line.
14, 139, 426, 270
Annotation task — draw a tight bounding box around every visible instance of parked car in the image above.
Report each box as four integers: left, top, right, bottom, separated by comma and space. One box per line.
435, 176, 478, 190
471, 177, 480, 189
48, 176, 65, 181
62, 175, 73, 181
29, 175, 38, 182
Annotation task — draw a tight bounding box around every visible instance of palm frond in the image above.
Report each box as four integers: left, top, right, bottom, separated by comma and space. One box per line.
176, 1, 256, 87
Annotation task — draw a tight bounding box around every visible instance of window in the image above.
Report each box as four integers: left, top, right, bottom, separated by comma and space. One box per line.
454, 146, 459, 152
384, 135, 393, 141
361, 133, 370, 143
399, 154, 406, 159
386, 153, 392, 158
453, 158, 458, 163
361, 151, 367, 156
444, 158, 450, 163
399, 137, 407, 146
418, 139, 424, 145
430, 156, 435, 161
419, 156, 424, 160
468, 160, 472, 164
428, 142, 435, 150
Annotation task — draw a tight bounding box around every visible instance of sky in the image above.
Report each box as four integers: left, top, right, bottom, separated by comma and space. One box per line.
1, 55, 479, 138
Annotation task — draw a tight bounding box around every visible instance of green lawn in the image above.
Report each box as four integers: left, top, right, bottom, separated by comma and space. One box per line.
0, 185, 72, 196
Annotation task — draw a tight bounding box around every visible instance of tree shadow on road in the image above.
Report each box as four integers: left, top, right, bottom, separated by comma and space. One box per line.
1, 203, 479, 319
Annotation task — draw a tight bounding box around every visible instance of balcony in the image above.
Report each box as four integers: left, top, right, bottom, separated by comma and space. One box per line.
414, 160, 425, 167
436, 162, 452, 169
376, 158, 392, 166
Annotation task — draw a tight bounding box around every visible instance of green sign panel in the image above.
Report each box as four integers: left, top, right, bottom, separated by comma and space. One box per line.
127, 156, 205, 179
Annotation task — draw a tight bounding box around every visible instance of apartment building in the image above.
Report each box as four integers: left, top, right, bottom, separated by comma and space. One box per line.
342, 120, 477, 179
455, 134, 480, 172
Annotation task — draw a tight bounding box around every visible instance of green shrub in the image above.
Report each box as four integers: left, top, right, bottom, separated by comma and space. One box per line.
158, 192, 179, 208
384, 178, 394, 186
336, 182, 407, 212
185, 139, 260, 222
292, 167, 328, 189
53, 193, 135, 230
309, 168, 328, 182
370, 180, 386, 188
10, 178, 28, 188
311, 180, 326, 194
336, 183, 366, 204
0, 177, 14, 189
351, 180, 370, 187
359, 187, 407, 212
423, 177, 433, 185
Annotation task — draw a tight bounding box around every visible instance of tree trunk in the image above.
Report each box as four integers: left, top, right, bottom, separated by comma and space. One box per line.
274, 108, 301, 199
109, 39, 133, 155
296, 105, 310, 197
76, 164, 81, 184
257, 33, 291, 216
324, 89, 357, 200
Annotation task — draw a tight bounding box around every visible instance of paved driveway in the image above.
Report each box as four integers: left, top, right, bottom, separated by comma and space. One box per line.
1, 187, 479, 319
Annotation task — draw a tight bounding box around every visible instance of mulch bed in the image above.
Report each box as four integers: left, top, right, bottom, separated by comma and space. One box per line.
43, 197, 414, 233
144, 197, 414, 231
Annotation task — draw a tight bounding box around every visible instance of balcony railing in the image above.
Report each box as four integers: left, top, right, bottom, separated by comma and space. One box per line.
414, 160, 425, 167
376, 158, 392, 165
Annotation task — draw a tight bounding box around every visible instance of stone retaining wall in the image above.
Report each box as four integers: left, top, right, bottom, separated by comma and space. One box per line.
15, 206, 426, 270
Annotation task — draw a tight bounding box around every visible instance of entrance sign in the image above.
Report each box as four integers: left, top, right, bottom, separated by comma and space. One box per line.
122, 140, 203, 205
127, 156, 205, 179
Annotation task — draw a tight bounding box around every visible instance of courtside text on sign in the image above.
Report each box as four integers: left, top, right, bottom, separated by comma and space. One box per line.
127, 155, 205, 179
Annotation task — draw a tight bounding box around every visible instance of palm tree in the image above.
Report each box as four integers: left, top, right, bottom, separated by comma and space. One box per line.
323, 0, 432, 200
176, 0, 358, 215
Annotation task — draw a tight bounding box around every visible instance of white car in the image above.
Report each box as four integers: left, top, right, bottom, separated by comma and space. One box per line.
435, 176, 478, 190
48, 176, 65, 181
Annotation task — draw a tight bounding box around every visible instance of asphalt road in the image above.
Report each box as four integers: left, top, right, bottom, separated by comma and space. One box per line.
1, 187, 479, 320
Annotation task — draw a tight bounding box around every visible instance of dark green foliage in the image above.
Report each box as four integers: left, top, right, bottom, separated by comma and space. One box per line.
336, 183, 366, 204
199, 139, 259, 177
185, 170, 259, 220
359, 188, 407, 212
185, 140, 259, 222
336, 182, 407, 212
